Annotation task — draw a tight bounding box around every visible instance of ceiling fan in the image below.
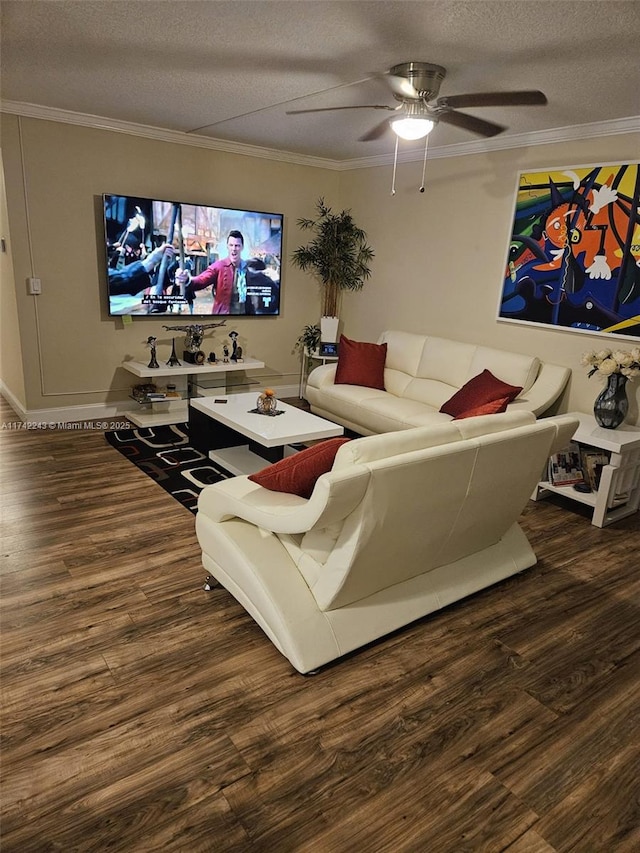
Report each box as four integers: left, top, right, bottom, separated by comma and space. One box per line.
286, 61, 547, 142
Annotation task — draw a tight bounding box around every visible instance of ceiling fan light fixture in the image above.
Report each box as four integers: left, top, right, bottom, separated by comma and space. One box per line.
390, 116, 435, 141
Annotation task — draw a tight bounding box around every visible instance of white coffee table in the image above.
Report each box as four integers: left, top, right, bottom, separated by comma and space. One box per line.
189, 392, 344, 475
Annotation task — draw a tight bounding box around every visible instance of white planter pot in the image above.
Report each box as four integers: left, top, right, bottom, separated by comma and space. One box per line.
320, 316, 339, 343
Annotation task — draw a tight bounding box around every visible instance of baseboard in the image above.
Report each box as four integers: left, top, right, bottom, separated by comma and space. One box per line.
0, 381, 27, 421
1, 383, 300, 424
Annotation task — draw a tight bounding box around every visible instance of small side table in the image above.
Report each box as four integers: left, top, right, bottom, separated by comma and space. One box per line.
298, 349, 339, 398
532, 412, 640, 527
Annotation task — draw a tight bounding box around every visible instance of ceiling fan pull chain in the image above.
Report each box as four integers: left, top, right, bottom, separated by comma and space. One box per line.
390, 135, 399, 196
419, 136, 430, 193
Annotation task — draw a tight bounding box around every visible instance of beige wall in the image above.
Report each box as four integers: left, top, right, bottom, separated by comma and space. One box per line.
1, 113, 639, 424
339, 133, 640, 424
0, 114, 339, 413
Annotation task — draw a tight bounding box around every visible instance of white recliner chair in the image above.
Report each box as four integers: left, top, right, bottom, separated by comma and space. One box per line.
195, 411, 578, 673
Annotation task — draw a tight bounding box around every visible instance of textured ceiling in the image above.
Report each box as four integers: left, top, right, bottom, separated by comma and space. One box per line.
1, 0, 639, 162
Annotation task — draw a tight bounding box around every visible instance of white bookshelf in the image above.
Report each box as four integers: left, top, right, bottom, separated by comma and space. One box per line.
532, 412, 640, 527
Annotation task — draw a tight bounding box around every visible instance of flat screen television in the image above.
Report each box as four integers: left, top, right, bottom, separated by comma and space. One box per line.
102, 193, 283, 317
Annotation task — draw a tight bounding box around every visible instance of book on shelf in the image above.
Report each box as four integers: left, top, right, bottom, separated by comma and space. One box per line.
579, 447, 610, 491
548, 441, 586, 486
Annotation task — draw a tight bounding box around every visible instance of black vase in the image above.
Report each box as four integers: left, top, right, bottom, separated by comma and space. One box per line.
593, 372, 629, 429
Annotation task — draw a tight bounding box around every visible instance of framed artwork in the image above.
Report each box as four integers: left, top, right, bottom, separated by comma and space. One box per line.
497, 162, 640, 340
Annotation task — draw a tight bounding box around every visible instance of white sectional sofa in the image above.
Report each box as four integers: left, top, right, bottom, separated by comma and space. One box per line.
306, 330, 571, 436
196, 412, 579, 673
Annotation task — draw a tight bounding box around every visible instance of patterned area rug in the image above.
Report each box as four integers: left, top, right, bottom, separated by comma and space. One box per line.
105, 423, 229, 514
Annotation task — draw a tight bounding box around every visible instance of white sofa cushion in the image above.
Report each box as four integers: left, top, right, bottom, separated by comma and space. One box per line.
417, 335, 477, 389
379, 330, 426, 375
399, 377, 458, 409
465, 346, 540, 394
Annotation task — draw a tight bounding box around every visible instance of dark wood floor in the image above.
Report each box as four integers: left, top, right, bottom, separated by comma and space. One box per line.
1, 395, 639, 853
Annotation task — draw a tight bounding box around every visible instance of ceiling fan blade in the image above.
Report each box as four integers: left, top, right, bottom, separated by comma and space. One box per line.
286, 104, 397, 115
358, 117, 392, 142
438, 90, 547, 109
381, 73, 420, 100
438, 110, 506, 137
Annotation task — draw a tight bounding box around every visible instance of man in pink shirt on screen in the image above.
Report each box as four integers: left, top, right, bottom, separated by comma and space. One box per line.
176, 230, 245, 314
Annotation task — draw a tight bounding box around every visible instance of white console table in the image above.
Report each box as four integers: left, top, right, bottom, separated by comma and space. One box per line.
121, 357, 265, 426
532, 412, 640, 528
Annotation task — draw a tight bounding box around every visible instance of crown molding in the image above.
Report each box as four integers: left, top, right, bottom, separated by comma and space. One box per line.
0, 100, 337, 170
340, 115, 640, 169
2, 100, 638, 171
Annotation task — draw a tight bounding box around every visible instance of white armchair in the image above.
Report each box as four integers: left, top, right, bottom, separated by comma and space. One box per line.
196, 411, 578, 673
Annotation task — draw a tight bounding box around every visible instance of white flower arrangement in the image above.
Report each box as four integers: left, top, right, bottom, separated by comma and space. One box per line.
581, 347, 640, 379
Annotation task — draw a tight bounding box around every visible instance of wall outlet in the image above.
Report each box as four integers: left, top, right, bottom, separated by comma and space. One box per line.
27, 277, 42, 295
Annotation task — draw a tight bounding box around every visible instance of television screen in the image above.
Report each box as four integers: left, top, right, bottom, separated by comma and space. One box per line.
102, 193, 283, 317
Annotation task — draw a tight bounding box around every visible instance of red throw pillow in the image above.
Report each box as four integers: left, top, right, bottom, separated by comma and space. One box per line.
334, 335, 387, 390
453, 395, 510, 420
440, 369, 522, 418
248, 437, 351, 499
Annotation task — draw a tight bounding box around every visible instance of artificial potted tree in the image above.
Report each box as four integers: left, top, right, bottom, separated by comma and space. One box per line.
291, 198, 374, 342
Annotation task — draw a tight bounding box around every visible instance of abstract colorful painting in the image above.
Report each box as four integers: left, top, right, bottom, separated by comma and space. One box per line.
498, 162, 640, 340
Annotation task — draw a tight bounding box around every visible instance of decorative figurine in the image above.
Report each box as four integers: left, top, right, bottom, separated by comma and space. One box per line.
229, 330, 239, 361
207, 351, 217, 364
228, 330, 244, 362
146, 336, 159, 369
223, 344, 229, 363
163, 322, 226, 364
166, 338, 181, 367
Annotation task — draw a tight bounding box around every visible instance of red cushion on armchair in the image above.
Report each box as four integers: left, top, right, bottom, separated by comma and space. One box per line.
248, 437, 351, 499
